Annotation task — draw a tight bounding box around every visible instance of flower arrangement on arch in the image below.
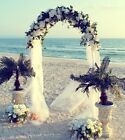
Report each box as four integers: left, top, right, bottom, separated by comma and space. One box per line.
6, 104, 29, 123
69, 118, 102, 140
26, 6, 99, 48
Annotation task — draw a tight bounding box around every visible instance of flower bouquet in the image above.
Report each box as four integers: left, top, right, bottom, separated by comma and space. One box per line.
69, 118, 102, 140
6, 104, 29, 123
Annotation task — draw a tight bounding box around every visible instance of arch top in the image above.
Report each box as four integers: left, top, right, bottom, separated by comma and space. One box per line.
26, 6, 99, 48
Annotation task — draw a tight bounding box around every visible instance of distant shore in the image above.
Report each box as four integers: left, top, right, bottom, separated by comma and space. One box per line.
0, 52, 125, 67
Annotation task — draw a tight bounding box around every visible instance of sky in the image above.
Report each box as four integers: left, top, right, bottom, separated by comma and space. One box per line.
0, 0, 125, 38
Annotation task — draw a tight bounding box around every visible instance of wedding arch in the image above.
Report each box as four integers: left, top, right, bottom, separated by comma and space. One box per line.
26, 6, 101, 121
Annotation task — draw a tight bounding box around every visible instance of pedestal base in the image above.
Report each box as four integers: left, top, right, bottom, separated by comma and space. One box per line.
12, 90, 25, 104
96, 102, 114, 138
102, 127, 112, 138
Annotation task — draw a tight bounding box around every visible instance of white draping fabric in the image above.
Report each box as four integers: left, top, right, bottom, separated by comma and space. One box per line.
30, 39, 49, 122
86, 45, 101, 68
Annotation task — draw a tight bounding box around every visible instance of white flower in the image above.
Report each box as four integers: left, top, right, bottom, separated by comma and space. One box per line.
13, 105, 19, 109
69, 118, 102, 139
57, 8, 61, 15
64, 8, 70, 14
84, 33, 93, 41
45, 18, 50, 22
34, 25, 39, 30
86, 134, 90, 138
61, 7, 65, 12
8, 113, 12, 117
83, 19, 88, 24
13, 114, 17, 118
57, 15, 61, 20
39, 21, 45, 28
49, 9, 57, 18
91, 127, 96, 133
81, 126, 86, 133
19, 104, 26, 108
86, 27, 92, 33
76, 16, 80, 21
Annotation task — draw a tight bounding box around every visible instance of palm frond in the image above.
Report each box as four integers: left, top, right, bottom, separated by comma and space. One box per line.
0, 56, 17, 70
70, 56, 125, 95
0, 56, 16, 84
0, 54, 35, 88
18, 58, 35, 77
0, 67, 13, 84
17, 54, 35, 78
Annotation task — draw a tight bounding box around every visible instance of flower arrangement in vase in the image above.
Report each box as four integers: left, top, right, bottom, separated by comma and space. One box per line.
6, 104, 29, 123
69, 118, 102, 140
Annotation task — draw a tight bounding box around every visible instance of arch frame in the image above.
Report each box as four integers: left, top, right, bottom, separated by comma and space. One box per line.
25, 6, 101, 121
26, 6, 99, 48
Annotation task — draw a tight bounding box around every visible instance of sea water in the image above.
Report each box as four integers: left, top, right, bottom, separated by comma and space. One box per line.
0, 38, 125, 62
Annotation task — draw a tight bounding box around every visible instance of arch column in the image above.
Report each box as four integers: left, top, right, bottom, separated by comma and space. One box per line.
30, 39, 49, 121
86, 45, 101, 68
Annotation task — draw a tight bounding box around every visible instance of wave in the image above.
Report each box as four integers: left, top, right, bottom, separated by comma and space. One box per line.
101, 48, 125, 51
44, 47, 85, 52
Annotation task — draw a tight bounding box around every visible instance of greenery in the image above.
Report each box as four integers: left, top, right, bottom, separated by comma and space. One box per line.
0, 53, 35, 90
71, 57, 125, 105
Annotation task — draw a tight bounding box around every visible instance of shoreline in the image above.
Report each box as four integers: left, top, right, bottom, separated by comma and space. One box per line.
0, 52, 125, 67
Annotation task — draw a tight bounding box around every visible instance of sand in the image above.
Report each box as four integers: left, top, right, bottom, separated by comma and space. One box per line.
0, 53, 125, 140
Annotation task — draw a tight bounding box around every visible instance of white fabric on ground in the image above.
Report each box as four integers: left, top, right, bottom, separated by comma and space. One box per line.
50, 80, 88, 112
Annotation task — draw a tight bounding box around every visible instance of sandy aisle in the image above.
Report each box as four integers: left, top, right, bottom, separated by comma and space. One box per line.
0, 54, 125, 140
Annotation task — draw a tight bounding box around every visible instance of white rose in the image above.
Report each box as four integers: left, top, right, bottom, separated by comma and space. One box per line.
49, 9, 57, 17
57, 8, 61, 15
39, 21, 45, 28
86, 27, 92, 33
86, 33, 93, 41
61, 7, 65, 12
47, 24, 51, 29
83, 19, 88, 24
76, 16, 80, 21
45, 18, 50, 22
13, 105, 19, 109
33, 30, 41, 37
89, 40, 94, 46
34, 25, 39, 30
78, 13, 82, 19
57, 15, 61, 20
64, 8, 70, 14
13, 114, 17, 118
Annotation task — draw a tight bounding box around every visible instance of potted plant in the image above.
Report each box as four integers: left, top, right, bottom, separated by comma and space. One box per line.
0, 53, 35, 104
70, 56, 125, 138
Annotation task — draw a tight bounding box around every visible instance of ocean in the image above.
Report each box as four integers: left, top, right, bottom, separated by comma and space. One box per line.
0, 38, 125, 62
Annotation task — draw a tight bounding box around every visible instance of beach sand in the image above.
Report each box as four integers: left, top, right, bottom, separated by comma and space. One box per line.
0, 53, 125, 140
